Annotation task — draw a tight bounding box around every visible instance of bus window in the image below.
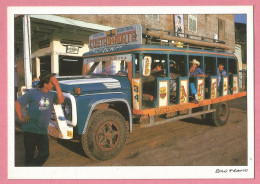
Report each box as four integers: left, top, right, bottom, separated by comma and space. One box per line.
205, 56, 217, 77
142, 54, 167, 108
217, 57, 227, 75
120, 60, 127, 72
228, 58, 238, 75
149, 54, 167, 77
169, 54, 187, 77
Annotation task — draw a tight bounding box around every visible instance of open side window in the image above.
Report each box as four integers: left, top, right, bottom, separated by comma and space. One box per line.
205, 56, 217, 77
228, 58, 238, 75
217, 57, 227, 71
141, 54, 168, 108
169, 54, 187, 77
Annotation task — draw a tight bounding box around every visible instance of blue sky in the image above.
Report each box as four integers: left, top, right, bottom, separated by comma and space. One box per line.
234, 14, 247, 24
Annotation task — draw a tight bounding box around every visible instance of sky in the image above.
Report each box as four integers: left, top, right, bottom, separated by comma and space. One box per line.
234, 14, 247, 24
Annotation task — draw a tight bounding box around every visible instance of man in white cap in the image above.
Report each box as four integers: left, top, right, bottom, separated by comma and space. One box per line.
189, 59, 205, 102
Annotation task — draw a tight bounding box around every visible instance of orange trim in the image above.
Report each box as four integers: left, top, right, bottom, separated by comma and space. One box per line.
127, 62, 133, 83
83, 48, 236, 58
132, 78, 141, 110
132, 92, 247, 116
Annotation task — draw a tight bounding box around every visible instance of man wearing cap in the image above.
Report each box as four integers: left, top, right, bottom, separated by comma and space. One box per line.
15, 71, 64, 166
189, 59, 205, 102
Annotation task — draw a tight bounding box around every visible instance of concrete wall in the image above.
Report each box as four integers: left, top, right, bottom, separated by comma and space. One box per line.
16, 14, 235, 82
31, 31, 89, 77
59, 14, 174, 31
183, 14, 235, 52
59, 14, 235, 52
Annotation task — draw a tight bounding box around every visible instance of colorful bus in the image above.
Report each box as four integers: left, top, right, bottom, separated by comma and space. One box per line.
49, 24, 246, 161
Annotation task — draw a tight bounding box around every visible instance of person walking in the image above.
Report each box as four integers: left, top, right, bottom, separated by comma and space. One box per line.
15, 71, 64, 166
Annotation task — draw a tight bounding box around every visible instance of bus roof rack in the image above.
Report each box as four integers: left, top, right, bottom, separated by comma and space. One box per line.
143, 26, 231, 52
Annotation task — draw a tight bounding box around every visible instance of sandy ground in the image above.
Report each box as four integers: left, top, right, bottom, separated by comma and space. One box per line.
15, 96, 247, 166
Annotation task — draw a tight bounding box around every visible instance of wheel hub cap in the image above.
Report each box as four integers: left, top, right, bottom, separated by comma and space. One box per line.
96, 121, 120, 151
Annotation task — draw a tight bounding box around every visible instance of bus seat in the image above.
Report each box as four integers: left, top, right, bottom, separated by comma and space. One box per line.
143, 94, 154, 101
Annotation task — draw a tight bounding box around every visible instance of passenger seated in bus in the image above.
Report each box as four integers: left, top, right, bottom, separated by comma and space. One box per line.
151, 63, 164, 77
169, 61, 179, 93
189, 59, 205, 102
217, 63, 227, 87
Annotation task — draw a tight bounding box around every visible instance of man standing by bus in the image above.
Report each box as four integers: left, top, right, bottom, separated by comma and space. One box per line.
189, 59, 205, 103
15, 71, 64, 166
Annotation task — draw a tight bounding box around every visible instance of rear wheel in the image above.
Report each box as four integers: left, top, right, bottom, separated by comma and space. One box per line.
81, 109, 127, 161
206, 102, 230, 126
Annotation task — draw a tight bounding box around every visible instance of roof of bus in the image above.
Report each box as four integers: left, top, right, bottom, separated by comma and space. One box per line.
82, 44, 236, 58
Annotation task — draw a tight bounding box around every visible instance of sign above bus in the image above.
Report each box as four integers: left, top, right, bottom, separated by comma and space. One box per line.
89, 24, 142, 50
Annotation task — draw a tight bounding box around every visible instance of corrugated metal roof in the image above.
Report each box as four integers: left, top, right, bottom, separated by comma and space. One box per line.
30, 15, 114, 31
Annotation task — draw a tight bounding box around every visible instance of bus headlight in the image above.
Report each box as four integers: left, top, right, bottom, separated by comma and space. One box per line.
62, 99, 72, 121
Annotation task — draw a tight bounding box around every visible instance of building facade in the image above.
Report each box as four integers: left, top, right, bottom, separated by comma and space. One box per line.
14, 14, 235, 89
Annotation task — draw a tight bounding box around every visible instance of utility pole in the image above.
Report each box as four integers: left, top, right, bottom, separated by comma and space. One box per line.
23, 15, 32, 89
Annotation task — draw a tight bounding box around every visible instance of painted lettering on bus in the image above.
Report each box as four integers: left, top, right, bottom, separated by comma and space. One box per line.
90, 30, 138, 49
155, 104, 190, 115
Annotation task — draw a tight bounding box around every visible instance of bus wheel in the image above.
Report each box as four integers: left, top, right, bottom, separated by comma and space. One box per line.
81, 109, 127, 161
208, 102, 230, 126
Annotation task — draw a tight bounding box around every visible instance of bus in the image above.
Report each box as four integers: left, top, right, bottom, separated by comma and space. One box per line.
49, 24, 247, 161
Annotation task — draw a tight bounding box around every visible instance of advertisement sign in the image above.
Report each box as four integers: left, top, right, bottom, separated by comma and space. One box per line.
223, 77, 229, 96
211, 78, 217, 98
180, 79, 188, 104
174, 14, 184, 37
158, 81, 169, 107
233, 76, 238, 94
132, 78, 141, 110
66, 45, 79, 54
143, 56, 152, 76
197, 78, 204, 101
89, 24, 142, 50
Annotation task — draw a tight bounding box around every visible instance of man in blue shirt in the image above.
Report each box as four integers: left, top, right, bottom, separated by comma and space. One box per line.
15, 71, 64, 166
189, 59, 205, 103
217, 63, 227, 87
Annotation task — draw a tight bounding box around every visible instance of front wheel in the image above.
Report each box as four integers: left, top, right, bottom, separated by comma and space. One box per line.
206, 101, 230, 127
81, 109, 127, 161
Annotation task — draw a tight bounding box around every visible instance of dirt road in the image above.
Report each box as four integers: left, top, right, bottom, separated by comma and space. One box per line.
15, 97, 247, 166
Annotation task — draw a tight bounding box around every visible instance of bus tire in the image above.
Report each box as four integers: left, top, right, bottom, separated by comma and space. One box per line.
208, 102, 230, 126
81, 109, 127, 161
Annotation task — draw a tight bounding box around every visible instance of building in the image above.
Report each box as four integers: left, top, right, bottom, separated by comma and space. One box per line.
234, 21, 247, 90
14, 14, 235, 90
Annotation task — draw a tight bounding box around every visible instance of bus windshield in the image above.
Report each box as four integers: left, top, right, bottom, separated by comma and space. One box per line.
83, 58, 128, 76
